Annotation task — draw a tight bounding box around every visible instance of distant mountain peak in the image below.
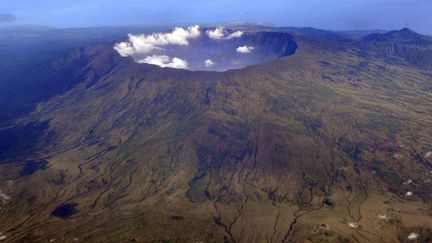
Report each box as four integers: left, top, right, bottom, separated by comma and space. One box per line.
390, 27, 424, 39
362, 27, 432, 45
360, 27, 432, 70
399, 27, 415, 33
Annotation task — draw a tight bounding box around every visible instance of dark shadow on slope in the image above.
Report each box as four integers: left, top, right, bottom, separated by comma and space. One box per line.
51, 203, 78, 218
19, 160, 49, 177
0, 121, 52, 161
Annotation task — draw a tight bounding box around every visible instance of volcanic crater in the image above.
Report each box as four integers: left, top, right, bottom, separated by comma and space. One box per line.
114, 26, 298, 71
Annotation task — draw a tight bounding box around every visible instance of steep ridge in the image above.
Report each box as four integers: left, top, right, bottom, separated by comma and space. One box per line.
0, 29, 432, 242
0, 25, 169, 125
362, 28, 432, 70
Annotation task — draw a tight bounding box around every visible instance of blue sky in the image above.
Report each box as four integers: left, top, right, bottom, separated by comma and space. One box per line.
1, 0, 432, 34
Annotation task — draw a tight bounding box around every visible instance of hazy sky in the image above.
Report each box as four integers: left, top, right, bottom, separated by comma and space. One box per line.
1, 0, 432, 34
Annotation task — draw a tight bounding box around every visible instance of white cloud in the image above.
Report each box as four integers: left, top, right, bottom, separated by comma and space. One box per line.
0, 190, 10, 201
114, 25, 200, 56
113, 41, 136, 57
348, 222, 359, 229
236, 45, 254, 53
407, 232, 419, 240
207, 27, 225, 39
113, 25, 200, 69
205, 59, 214, 67
229, 31, 244, 38
137, 55, 188, 69
206, 27, 243, 40
403, 179, 413, 185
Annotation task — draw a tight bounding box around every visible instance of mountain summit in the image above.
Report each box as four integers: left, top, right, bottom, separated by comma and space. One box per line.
363, 28, 432, 45
361, 28, 432, 70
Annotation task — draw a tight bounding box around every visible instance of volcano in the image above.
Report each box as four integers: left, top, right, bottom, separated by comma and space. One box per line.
0, 26, 432, 242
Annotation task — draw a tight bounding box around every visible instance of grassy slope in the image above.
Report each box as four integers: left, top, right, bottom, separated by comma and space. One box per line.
0, 26, 169, 124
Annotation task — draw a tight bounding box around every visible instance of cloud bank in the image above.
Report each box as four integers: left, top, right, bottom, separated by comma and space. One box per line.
114, 25, 200, 57
236, 45, 254, 53
114, 25, 199, 69
206, 27, 243, 40
0, 13, 17, 23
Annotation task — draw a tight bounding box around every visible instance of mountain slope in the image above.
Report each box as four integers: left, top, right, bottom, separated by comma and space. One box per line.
362, 28, 432, 70
0, 29, 432, 242
0, 25, 169, 125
